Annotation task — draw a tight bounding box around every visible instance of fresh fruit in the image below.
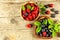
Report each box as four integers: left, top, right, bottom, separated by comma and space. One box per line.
45, 10, 50, 14
44, 5, 49, 8
48, 4, 54, 7
24, 13, 28, 17
26, 24, 32, 28
51, 14, 55, 18
41, 24, 45, 28
28, 15, 33, 20
21, 3, 39, 21
54, 11, 59, 14
22, 10, 26, 14
43, 31, 46, 37
50, 8, 55, 12
26, 8, 31, 13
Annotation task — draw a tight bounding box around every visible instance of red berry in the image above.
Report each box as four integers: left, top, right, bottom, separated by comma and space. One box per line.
49, 4, 54, 7
28, 15, 33, 20
45, 10, 50, 14
32, 14, 36, 19
25, 17, 29, 21
34, 7, 38, 11
30, 3, 34, 6
22, 15, 26, 18
43, 32, 46, 37
26, 8, 30, 13
22, 10, 26, 14
26, 24, 32, 28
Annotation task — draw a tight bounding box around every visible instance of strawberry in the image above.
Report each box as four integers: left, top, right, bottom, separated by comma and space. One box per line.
48, 4, 54, 7
26, 8, 31, 13
28, 15, 33, 20
22, 10, 26, 14
26, 24, 32, 28
43, 31, 46, 37
45, 10, 50, 14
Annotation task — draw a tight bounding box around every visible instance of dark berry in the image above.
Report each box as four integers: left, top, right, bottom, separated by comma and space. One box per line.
50, 8, 55, 12
45, 29, 49, 32
46, 34, 50, 37
42, 29, 45, 32
51, 14, 55, 18
54, 11, 59, 14
24, 13, 28, 16
44, 5, 49, 8
40, 33, 42, 37
41, 24, 45, 28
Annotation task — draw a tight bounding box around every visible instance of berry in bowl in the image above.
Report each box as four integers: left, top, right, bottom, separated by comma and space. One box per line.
33, 16, 60, 38
21, 3, 39, 21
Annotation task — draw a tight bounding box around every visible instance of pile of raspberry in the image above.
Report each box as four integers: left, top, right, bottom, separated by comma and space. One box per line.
21, 3, 39, 21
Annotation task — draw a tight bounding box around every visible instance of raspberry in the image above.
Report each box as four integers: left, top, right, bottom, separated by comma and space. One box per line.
43, 31, 46, 37
32, 14, 36, 19
45, 10, 50, 14
26, 8, 30, 13
22, 15, 26, 18
34, 7, 38, 11
26, 24, 32, 28
22, 10, 26, 14
28, 15, 33, 20
48, 4, 54, 7
30, 3, 34, 6
25, 17, 29, 21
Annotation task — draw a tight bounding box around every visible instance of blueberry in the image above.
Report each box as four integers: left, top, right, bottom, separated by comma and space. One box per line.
41, 29, 45, 32
44, 5, 49, 8
24, 13, 28, 16
54, 11, 59, 14
51, 14, 55, 18
46, 34, 50, 37
40, 33, 42, 37
41, 24, 45, 28
46, 29, 49, 32
50, 8, 55, 12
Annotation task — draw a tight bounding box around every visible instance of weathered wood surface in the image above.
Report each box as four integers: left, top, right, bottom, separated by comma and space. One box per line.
0, 0, 60, 40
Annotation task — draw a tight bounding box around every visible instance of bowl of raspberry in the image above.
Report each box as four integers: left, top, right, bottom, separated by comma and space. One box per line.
21, 2, 39, 21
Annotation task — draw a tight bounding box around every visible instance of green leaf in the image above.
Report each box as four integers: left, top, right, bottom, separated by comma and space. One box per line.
48, 19, 53, 25
36, 26, 41, 34
42, 19, 47, 25
34, 21, 41, 26
54, 24, 59, 32
41, 7, 46, 11
22, 5, 25, 10
39, 4, 44, 8
27, 5, 31, 9
52, 30, 56, 37
40, 11, 45, 14
48, 25, 53, 29
31, 6, 34, 10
